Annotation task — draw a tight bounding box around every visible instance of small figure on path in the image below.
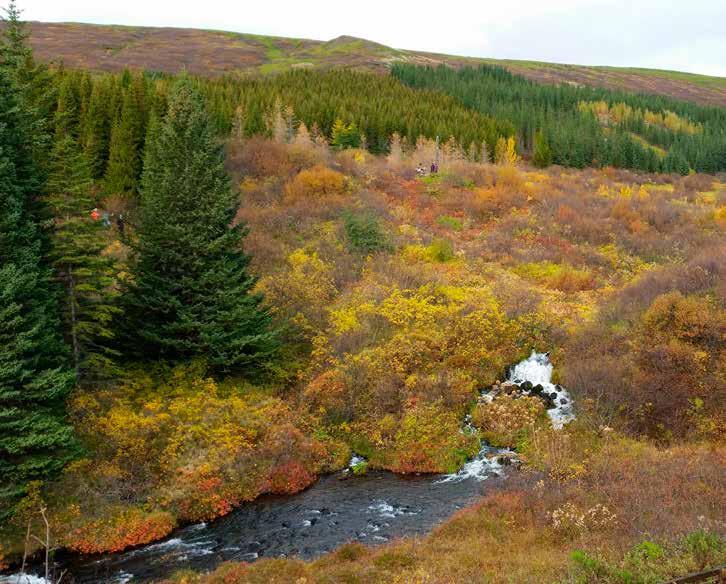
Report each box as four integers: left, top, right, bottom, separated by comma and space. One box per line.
116, 213, 125, 238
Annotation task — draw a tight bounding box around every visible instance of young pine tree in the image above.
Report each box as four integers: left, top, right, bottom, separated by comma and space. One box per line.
47, 89, 120, 381
0, 66, 77, 512
330, 119, 361, 150
532, 130, 553, 168
122, 78, 278, 373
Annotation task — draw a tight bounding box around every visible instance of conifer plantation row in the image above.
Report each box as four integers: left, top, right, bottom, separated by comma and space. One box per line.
24, 59, 726, 197
392, 64, 726, 173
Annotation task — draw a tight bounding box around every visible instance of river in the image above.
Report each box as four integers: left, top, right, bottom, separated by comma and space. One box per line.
2, 351, 571, 584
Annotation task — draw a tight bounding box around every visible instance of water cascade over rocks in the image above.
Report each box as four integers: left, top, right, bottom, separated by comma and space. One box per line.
3, 351, 574, 583
507, 351, 575, 429
439, 350, 574, 483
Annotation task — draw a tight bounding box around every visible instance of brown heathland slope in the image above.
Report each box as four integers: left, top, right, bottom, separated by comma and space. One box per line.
21, 21, 726, 106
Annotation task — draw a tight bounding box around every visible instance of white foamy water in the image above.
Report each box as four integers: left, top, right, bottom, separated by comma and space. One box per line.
0, 575, 51, 584
441, 351, 574, 483
348, 454, 366, 468
436, 445, 513, 483
508, 351, 575, 429
367, 500, 416, 518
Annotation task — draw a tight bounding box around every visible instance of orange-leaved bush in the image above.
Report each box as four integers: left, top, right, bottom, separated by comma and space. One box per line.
284, 164, 346, 201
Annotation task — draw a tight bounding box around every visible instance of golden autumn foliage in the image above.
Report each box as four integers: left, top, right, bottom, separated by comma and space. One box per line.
284, 164, 347, 201
495, 136, 519, 166
38, 363, 346, 553
5, 136, 723, 565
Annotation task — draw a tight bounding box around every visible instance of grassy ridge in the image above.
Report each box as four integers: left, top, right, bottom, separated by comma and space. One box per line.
13, 21, 726, 106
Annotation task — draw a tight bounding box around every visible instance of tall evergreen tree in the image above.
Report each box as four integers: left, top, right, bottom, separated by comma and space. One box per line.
47, 83, 120, 381
1, 1, 55, 184
122, 78, 278, 372
0, 1, 29, 72
0, 65, 77, 513
82, 78, 111, 179
104, 77, 146, 197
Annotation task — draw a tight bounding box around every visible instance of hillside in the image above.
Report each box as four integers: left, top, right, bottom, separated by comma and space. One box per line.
20, 21, 726, 106
1, 10, 725, 583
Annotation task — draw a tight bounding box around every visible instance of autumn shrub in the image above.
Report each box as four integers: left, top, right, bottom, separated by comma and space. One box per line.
344, 210, 391, 254
472, 395, 547, 448
368, 403, 479, 474
63, 507, 175, 554
514, 261, 596, 292
403, 238, 455, 263
303, 370, 354, 424
284, 164, 347, 201
42, 364, 342, 554
569, 531, 726, 583
472, 184, 529, 216
436, 214, 463, 231
227, 136, 297, 178
495, 164, 523, 187
168, 466, 242, 522
548, 502, 618, 538
266, 461, 317, 495
519, 424, 597, 483
258, 247, 337, 338
405, 370, 477, 414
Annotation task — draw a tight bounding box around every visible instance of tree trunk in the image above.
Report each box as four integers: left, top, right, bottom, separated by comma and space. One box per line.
68, 266, 80, 383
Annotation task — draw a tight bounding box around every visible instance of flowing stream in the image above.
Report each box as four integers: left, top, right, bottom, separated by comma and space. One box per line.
3, 352, 572, 584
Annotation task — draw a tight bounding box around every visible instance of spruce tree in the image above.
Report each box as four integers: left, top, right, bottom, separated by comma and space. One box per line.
47, 87, 120, 381
0, 66, 77, 512
122, 78, 278, 373
82, 79, 111, 180
0, 1, 29, 72
1, 1, 55, 178
104, 77, 146, 196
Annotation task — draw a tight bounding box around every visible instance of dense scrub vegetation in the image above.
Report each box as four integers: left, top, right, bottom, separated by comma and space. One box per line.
0, 3, 724, 581
393, 64, 726, 173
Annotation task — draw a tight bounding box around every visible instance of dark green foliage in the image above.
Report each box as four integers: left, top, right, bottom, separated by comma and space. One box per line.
104, 75, 147, 196
1, 2, 55, 186
66, 68, 513, 173
392, 64, 726, 173
81, 78, 112, 179
122, 78, 279, 373
661, 149, 690, 175
570, 531, 724, 583
0, 64, 77, 512
532, 130, 553, 168
0, 1, 29, 72
47, 95, 120, 381
344, 211, 390, 254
